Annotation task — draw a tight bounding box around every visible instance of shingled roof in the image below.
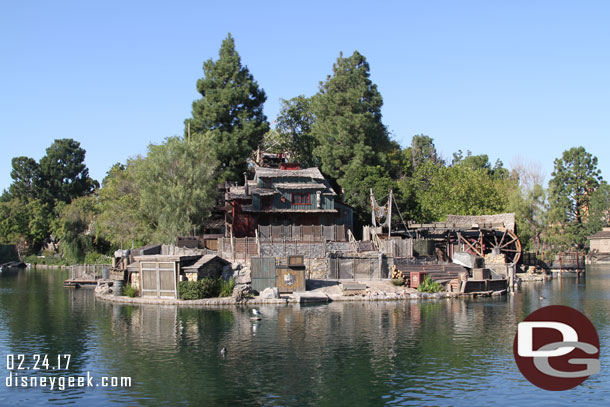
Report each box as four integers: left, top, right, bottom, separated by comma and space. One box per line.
254, 167, 325, 179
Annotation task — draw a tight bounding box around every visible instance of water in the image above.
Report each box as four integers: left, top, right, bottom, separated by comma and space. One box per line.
1, 266, 610, 406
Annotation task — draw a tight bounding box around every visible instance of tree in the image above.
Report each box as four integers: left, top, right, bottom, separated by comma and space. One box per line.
136, 135, 218, 243
508, 157, 547, 252
311, 51, 393, 183
96, 161, 152, 248
37, 138, 98, 206
8, 156, 39, 202
547, 146, 604, 250
186, 33, 269, 181
275, 95, 317, 167
405, 161, 511, 222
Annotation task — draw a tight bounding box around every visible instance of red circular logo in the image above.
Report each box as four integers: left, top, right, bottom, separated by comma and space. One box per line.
513, 305, 600, 391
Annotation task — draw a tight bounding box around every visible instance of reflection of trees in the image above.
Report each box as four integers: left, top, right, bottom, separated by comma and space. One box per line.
91, 298, 533, 406
0, 270, 95, 374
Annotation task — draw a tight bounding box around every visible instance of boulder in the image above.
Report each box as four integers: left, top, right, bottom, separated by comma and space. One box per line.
235, 268, 251, 284
232, 283, 252, 301
260, 287, 280, 299
95, 281, 112, 295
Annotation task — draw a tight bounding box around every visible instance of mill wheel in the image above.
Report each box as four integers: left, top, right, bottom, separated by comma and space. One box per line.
456, 229, 521, 264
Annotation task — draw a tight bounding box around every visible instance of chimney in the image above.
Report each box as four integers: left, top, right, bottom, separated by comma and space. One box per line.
243, 172, 249, 196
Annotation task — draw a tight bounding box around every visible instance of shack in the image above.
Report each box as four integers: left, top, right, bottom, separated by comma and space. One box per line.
182, 255, 230, 281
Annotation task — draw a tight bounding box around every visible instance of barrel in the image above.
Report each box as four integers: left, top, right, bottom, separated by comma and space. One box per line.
113, 280, 124, 296
102, 268, 109, 280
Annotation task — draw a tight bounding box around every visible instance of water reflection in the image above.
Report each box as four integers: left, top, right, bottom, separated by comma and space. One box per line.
1, 267, 610, 405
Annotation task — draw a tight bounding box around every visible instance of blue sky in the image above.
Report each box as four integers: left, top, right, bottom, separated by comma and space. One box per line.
1, 1, 609, 193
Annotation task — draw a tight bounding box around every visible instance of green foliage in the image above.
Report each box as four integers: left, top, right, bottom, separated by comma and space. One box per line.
137, 135, 218, 243
312, 51, 392, 183
123, 283, 138, 298
547, 146, 604, 251
186, 33, 269, 182
178, 278, 222, 300
96, 161, 151, 249
275, 95, 317, 167
37, 139, 98, 206
400, 160, 512, 223
55, 196, 99, 264
391, 278, 404, 286
178, 281, 200, 300
22, 254, 66, 266
219, 278, 235, 297
84, 252, 111, 265
417, 276, 444, 293
8, 156, 39, 203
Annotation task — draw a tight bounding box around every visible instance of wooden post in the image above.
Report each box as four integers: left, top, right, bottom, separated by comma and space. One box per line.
388, 189, 392, 239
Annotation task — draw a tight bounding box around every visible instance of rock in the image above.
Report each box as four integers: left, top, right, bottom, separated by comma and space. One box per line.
235, 268, 251, 284
95, 281, 112, 295
260, 287, 280, 299
232, 283, 252, 301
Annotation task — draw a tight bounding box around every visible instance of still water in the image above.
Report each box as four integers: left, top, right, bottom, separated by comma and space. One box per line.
1, 266, 609, 406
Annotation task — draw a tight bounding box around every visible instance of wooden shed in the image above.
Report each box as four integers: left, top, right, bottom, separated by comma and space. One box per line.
181, 255, 230, 282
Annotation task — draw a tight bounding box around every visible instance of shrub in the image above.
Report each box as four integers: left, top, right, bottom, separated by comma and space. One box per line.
84, 252, 112, 265
417, 276, 444, 293
179, 281, 201, 300
123, 283, 138, 298
219, 278, 235, 297
391, 278, 405, 286
199, 278, 221, 298
178, 278, 222, 300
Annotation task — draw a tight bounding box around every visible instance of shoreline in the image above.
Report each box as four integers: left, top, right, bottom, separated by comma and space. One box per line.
94, 288, 506, 307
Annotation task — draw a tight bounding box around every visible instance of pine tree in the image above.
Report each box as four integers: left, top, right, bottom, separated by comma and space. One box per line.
311, 51, 392, 183
186, 33, 269, 181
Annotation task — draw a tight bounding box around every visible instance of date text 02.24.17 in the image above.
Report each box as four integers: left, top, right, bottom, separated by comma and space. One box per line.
6, 354, 71, 371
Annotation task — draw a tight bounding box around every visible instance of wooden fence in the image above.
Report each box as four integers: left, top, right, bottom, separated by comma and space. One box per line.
257, 225, 347, 242
69, 264, 111, 281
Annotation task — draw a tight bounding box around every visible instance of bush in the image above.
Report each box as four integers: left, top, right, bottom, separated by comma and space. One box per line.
219, 278, 235, 297
179, 281, 201, 300
178, 278, 222, 300
84, 252, 112, 265
23, 254, 66, 266
417, 276, 444, 293
123, 283, 138, 298
199, 278, 220, 298
391, 278, 405, 286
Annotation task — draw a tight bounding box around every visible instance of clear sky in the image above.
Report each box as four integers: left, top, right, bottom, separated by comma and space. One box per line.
1, 1, 609, 193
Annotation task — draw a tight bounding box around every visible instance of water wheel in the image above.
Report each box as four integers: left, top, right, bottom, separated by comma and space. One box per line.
456, 229, 521, 264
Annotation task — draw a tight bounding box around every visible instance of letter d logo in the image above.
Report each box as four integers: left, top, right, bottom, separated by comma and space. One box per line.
513, 305, 600, 391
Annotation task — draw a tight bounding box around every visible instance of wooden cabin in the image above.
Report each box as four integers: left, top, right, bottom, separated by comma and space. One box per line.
226, 166, 353, 237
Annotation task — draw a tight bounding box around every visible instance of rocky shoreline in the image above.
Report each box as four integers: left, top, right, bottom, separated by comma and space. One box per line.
94, 286, 507, 307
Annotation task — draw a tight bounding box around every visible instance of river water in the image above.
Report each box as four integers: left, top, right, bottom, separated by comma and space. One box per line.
0, 266, 609, 406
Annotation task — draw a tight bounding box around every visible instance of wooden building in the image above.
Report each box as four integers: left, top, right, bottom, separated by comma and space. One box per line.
226, 165, 353, 237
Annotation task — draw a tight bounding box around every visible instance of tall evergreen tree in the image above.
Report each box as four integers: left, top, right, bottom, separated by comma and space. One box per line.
37, 138, 98, 206
547, 146, 604, 250
311, 51, 392, 183
186, 33, 269, 181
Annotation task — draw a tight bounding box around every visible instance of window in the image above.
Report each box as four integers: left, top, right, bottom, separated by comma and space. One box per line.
291, 193, 311, 205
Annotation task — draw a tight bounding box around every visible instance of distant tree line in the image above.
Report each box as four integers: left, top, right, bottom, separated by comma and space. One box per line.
1, 34, 608, 263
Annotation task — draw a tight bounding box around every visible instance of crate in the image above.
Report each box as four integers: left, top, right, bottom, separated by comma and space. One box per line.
276, 268, 305, 293
410, 271, 429, 288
